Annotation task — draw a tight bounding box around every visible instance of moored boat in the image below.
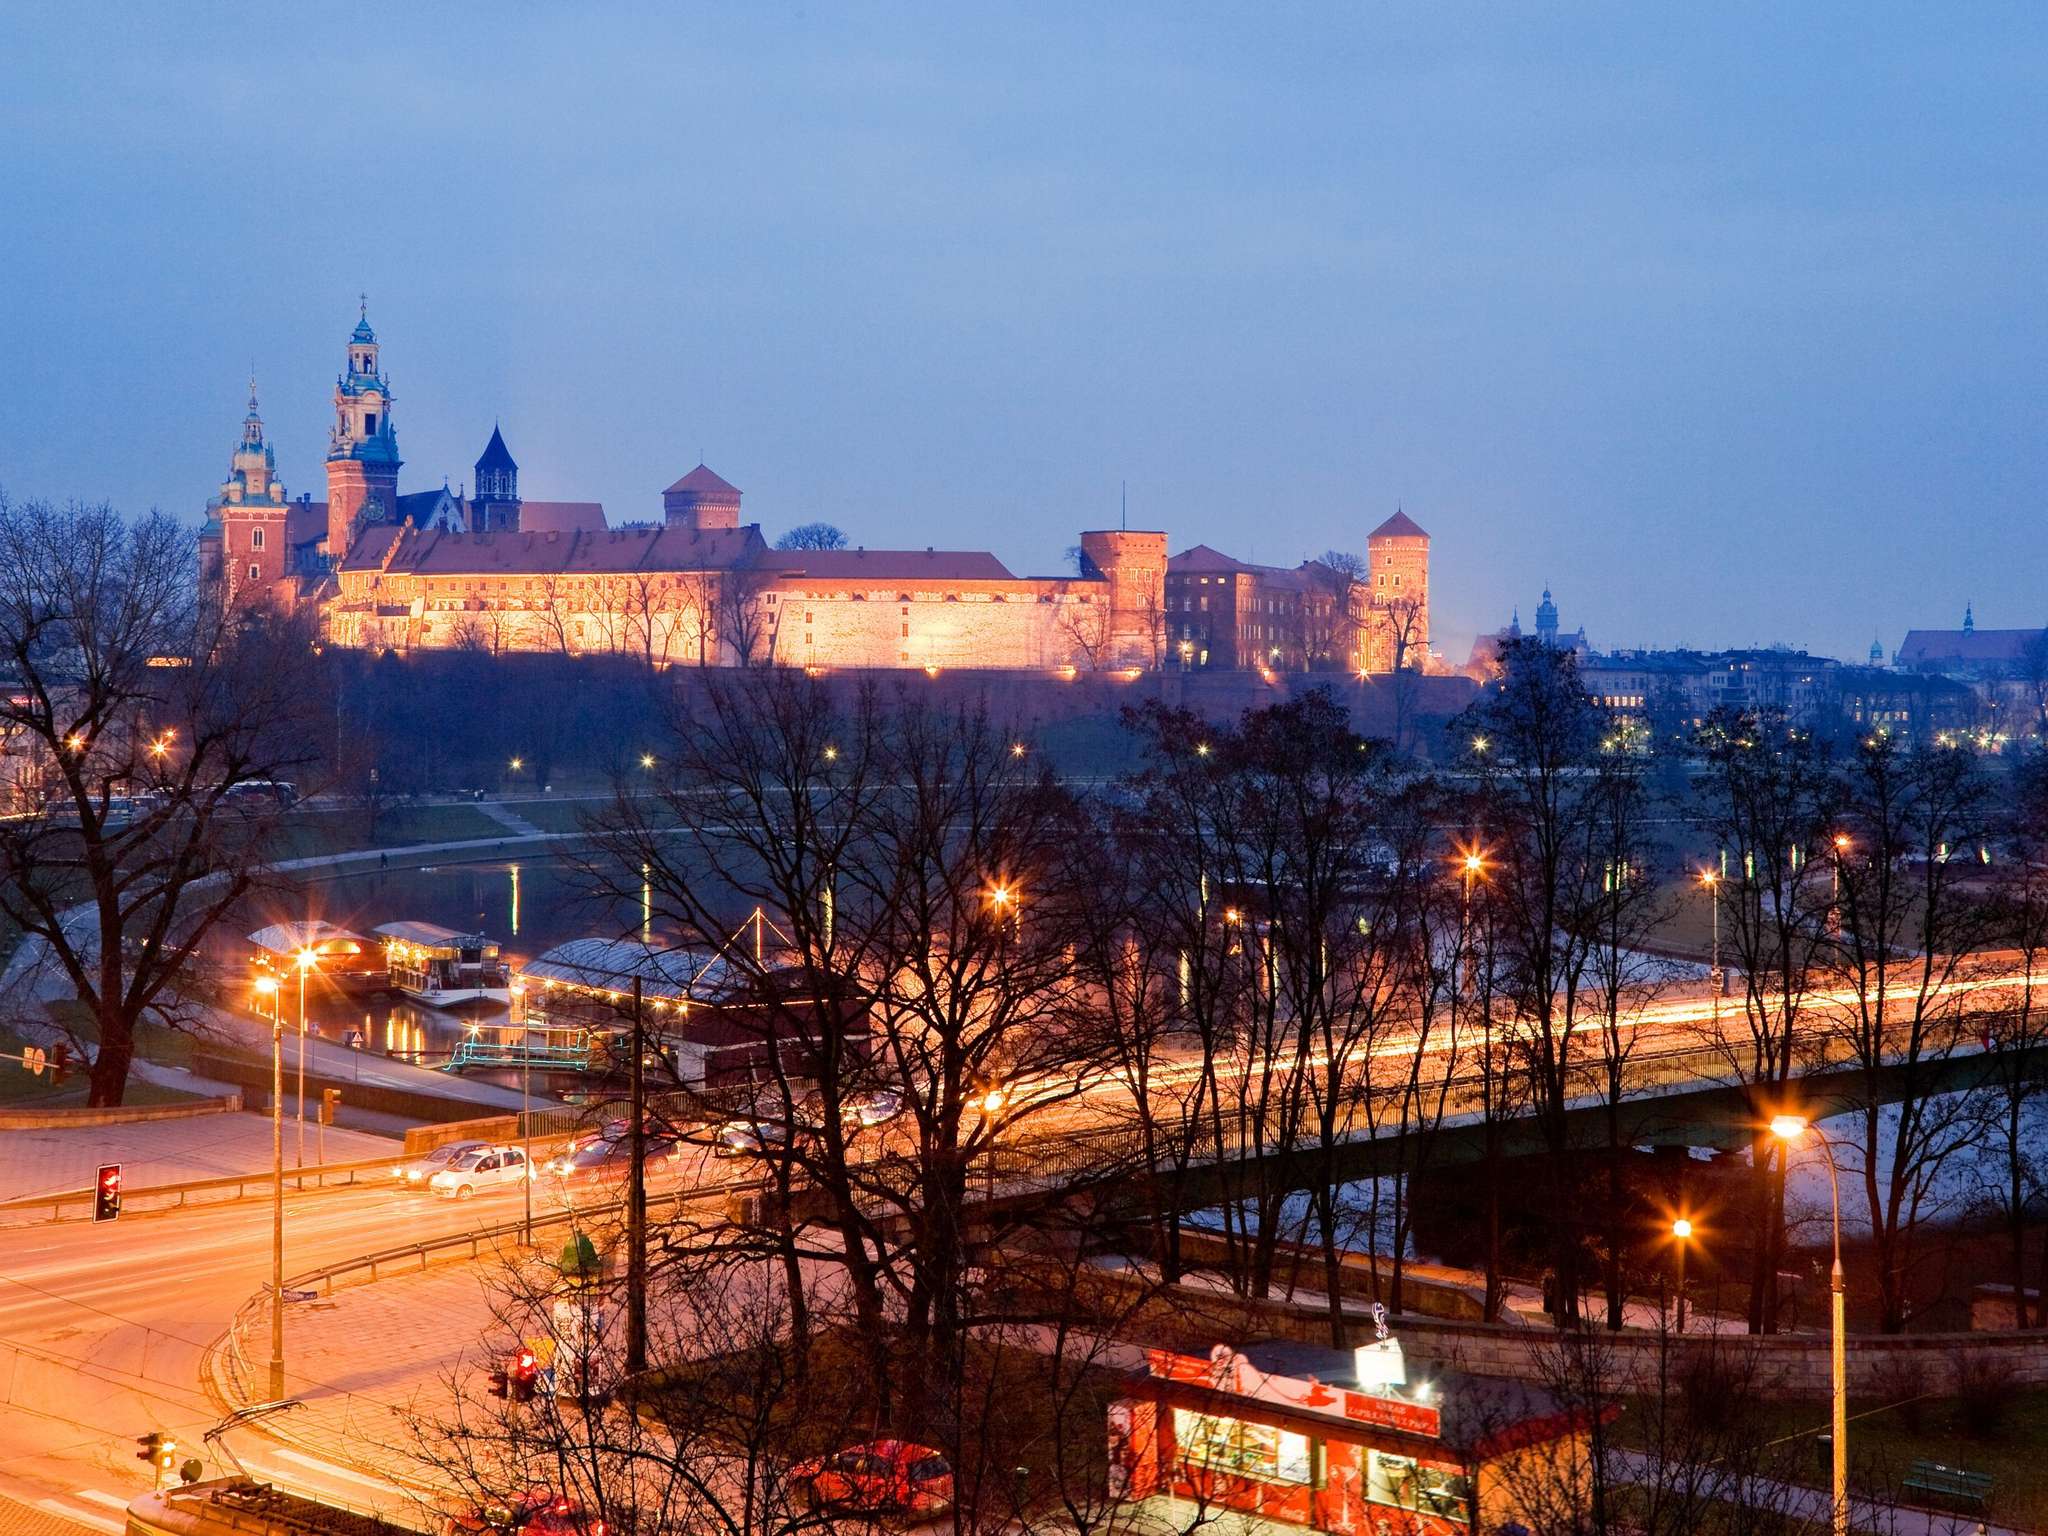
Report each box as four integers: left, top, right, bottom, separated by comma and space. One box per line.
375, 919, 512, 1007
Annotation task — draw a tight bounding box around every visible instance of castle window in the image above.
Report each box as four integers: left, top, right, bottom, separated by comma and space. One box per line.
365, 413, 378, 435
250, 527, 264, 550
248, 564, 260, 581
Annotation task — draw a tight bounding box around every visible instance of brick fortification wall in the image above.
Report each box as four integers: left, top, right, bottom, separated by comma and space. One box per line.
668, 667, 1478, 747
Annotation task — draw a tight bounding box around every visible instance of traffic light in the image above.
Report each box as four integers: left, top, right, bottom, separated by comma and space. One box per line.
486, 1367, 509, 1398
136, 1432, 176, 1486
320, 1087, 341, 1125
49, 1041, 69, 1085
93, 1164, 121, 1223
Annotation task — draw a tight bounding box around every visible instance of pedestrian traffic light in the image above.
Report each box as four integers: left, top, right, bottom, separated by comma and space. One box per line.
94, 1164, 121, 1223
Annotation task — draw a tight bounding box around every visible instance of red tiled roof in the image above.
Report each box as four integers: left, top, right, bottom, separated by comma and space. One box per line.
1168, 544, 1250, 574
1370, 510, 1429, 541
518, 501, 606, 534
340, 525, 767, 577
664, 464, 741, 498
762, 547, 1016, 582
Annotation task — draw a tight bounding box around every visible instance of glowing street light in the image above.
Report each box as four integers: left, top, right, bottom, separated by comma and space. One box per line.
639, 753, 655, 770
1010, 742, 1028, 759
1698, 869, 1721, 1022
292, 948, 318, 1168
509, 756, 525, 772
1669, 1217, 1694, 1334
1772, 1114, 1847, 1536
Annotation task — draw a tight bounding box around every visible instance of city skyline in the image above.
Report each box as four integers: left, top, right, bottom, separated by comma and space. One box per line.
3, 7, 2044, 661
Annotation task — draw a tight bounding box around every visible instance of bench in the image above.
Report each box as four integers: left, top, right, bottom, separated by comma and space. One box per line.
1901, 1459, 1993, 1510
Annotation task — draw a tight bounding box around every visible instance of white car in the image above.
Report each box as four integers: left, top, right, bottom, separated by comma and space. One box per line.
428, 1145, 534, 1199
391, 1139, 488, 1189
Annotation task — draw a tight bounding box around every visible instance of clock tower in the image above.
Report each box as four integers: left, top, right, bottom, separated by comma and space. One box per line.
325, 299, 403, 559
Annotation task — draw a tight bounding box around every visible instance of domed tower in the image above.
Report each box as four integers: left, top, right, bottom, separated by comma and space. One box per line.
1535, 587, 1559, 647
1869, 636, 1886, 668
210, 380, 292, 602
325, 301, 403, 558
472, 424, 520, 533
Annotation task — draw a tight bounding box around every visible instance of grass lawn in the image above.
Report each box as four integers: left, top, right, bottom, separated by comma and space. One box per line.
45, 998, 197, 1070
269, 802, 507, 860
1619, 1386, 2048, 1530
503, 797, 614, 834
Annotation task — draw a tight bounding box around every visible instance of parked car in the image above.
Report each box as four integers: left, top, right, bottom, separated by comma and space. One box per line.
392, 1139, 489, 1189
429, 1145, 534, 1199
844, 1090, 903, 1128
792, 1441, 954, 1516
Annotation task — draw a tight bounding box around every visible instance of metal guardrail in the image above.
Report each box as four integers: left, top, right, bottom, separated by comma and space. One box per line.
0, 1152, 405, 1223
213, 1172, 771, 1410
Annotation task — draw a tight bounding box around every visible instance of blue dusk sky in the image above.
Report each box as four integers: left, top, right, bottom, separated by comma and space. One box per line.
1, 5, 2042, 661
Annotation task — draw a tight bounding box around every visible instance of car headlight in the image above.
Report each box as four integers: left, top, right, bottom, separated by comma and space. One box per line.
390, 1167, 405, 1178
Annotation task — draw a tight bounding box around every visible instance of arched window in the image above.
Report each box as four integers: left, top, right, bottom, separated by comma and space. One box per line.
250, 527, 265, 550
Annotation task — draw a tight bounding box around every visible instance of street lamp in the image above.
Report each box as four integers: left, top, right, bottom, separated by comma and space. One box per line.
1698, 869, 1720, 1024
511, 981, 533, 1243
252, 973, 279, 1026
978, 1085, 1008, 1201
1831, 833, 1849, 902
1669, 1217, 1694, 1334
267, 987, 285, 1401
1772, 1114, 1847, 1536
293, 947, 318, 1168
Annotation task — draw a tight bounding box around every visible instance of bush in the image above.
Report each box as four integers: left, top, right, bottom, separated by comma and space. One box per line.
1870, 1353, 1929, 1434
1955, 1352, 2020, 1439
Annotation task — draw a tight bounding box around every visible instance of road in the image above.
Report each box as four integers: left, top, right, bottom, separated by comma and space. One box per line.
0, 1165, 614, 1533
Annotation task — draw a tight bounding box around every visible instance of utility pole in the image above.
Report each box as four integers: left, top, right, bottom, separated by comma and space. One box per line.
625, 975, 647, 1375
268, 1014, 285, 1400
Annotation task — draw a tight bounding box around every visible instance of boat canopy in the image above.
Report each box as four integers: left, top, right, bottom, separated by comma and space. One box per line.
374, 920, 496, 953
247, 920, 369, 958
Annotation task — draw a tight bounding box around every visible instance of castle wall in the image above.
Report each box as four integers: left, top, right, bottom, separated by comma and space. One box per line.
764, 579, 1114, 671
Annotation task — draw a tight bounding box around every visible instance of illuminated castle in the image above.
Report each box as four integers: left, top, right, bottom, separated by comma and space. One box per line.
202, 309, 1432, 674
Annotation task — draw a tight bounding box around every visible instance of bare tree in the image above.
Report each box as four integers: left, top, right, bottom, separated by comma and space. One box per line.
0, 496, 322, 1104
774, 523, 850, 552
1691, 708, 1838, 1333
1826, 731, 1997, 1333
717, 563, 774, 667
1055, 596, 1110, 672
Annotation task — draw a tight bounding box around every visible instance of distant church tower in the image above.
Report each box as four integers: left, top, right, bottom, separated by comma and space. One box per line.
663, 464, 744, 530
1535, 587, 1559, 647
325, 301, 402, 559
211, 381, 292, 601
472, 425, 520, 533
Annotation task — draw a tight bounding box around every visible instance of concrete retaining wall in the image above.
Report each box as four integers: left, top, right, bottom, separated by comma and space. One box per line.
0, 1093, 241, 1130
1077, 1263, 2048, 1401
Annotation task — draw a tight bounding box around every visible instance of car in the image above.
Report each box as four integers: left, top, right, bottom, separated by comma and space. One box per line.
845, 1090, 903, 1128
711, 1116, 793, 1159
792, 1441, 954, 1516
428, 1144, 535, 1199
392, 1139, 490, 1189
546, 1134, 680, 1184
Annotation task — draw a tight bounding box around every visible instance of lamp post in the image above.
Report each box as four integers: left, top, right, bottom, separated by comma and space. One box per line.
1773, 1114, 1847, 1536
1669, 1217, 1693, 1334
1831, 833, 1849, 902
1698, 870, 1720, 1026
511, 981, 532, 1244
979, 1085, 1007, 1201
294, 947, 317, 1168
267, 993, 285, 1401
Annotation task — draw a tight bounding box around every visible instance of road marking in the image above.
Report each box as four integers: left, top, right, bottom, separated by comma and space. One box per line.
36, 1496, 122, 1533
268, 1447, 407, 1496
71, 1489, 131, 1510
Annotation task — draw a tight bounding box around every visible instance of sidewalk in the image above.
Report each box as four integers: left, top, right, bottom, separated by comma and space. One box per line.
0, 1111, 399, 1203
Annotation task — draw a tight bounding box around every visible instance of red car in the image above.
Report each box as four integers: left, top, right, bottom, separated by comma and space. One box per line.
793, 1441, 954, 1516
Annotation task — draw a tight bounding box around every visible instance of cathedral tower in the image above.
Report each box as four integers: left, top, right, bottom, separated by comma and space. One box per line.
325, 302, 402, 558
472, 424, 520, 533
211, 381, 292, 602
